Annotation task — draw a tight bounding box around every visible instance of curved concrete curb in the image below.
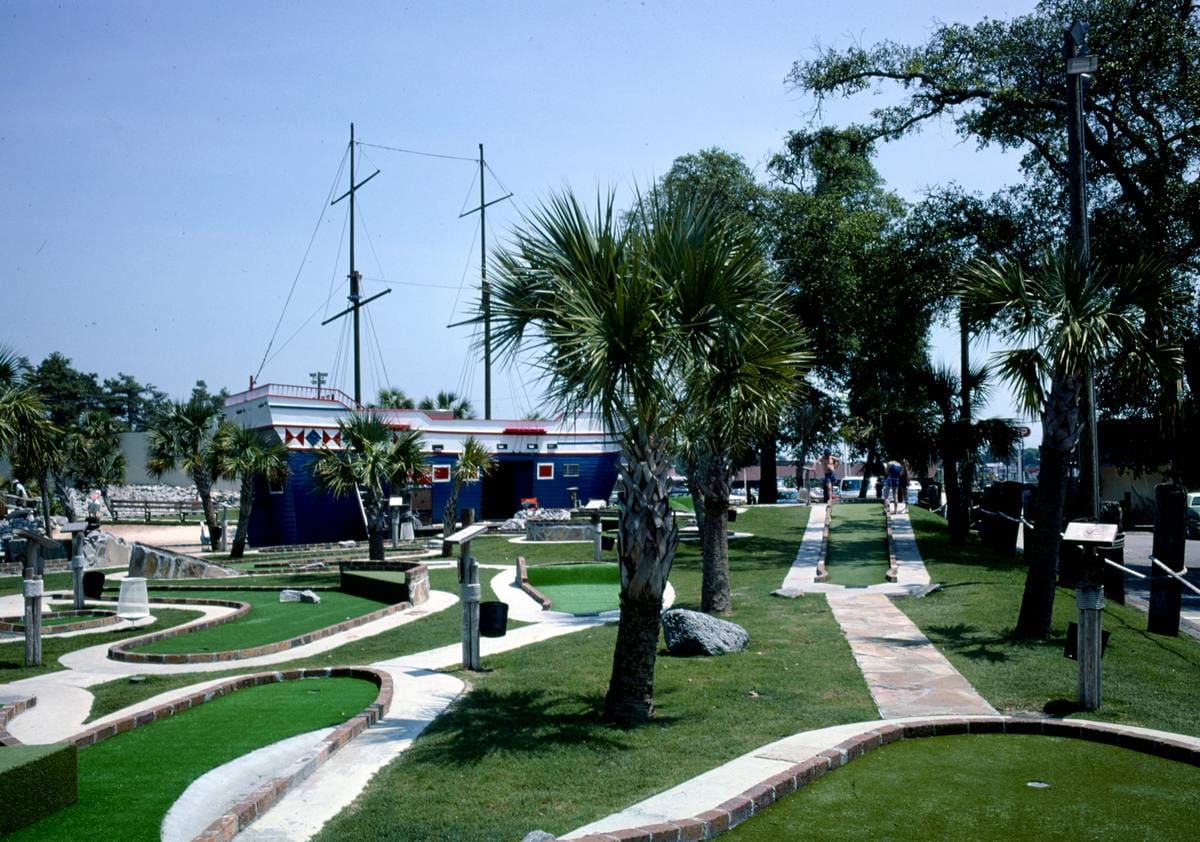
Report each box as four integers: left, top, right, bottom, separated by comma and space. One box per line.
0, 609, 121, 635
108, 598, 412, 665
0, 695, 36, 745
565, 715, 1200, 841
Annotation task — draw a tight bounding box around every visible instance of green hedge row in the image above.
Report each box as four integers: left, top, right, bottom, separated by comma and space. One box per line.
0, 743, 78, 833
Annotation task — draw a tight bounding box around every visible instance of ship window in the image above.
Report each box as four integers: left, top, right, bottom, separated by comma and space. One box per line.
563, 463, 580, 478
537, 463, 554, 480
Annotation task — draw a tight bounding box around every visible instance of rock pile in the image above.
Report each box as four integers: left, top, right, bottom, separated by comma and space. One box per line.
67, 484, 241, 520
499, 507, 571, 532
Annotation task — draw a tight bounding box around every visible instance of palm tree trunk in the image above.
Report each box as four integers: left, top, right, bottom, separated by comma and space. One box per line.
441, 480, 462, 557
942, 439, 965, 544
231, 475, 253, 559
701, 497, 731, 614
193, 468, 220, 551
604, 428, 677, 726
603, 589, 664, 725
758, 432, 778, 504
1015, 374, 1082, 639
366, 497, 388, 561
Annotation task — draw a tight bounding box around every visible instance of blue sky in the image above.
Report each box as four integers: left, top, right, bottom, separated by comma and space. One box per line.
3, 0, 1041, 441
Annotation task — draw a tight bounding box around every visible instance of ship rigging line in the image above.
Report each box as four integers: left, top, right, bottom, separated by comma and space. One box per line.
254, 146, 349, 383
356, 141, 477, 163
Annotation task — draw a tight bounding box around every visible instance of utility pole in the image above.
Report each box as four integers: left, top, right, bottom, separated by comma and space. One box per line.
1065, 21, 1100, 522
458, 144, 512, 420
309, 370, 328, 399
324, 123, 387, 407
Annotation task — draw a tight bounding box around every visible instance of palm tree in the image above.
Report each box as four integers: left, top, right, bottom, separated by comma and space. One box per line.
146, 397, 224, 550
310, 414, 426, 560
959, 248, 1184, 639
214, 423, 288, 559
418, 391, 474, 419
669, 239, 808, 615
374, 387, 415, 409
65, 409, 128, 517
491, 189, 804, 722
924, 363, 1020, 543
1, 383, 61, 533
440, 436, 494, 555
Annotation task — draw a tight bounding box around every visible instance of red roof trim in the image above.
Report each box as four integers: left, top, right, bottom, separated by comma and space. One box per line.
502, 426, 546, 435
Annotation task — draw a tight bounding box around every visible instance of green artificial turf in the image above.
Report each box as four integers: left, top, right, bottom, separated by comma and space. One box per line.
9, 677, 378, 841
0, 607, 204, 683
0, 573, 75, 597
131, 589, 391, 655
904, 507, 1200, 737
824, 503, 890, 586
83, 568, 519, 720
525, 563, 620, 614
726, 733, 1200, 840
313, 507, 878, 841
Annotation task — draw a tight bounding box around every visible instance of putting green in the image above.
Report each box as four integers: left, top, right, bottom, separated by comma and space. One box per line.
525, 563, 620, 614
8, 677, 379, 840
726, 733, 1200, 839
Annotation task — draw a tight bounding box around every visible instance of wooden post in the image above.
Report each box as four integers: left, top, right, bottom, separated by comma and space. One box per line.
15, 529, 57, 668
591, 511, 602, 562
62, 523, 89, 610
1076, 564, 1103, 711
445, 523, 489, 671
1148, 484, 1186, 636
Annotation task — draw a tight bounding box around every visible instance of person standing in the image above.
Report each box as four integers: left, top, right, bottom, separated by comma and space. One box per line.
884, 459, 903, 514
813, 450, 839, 504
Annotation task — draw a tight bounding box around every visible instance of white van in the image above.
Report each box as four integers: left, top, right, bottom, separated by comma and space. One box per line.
839, 476, 879, 500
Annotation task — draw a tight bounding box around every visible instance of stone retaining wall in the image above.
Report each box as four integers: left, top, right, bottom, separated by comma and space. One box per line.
0, 609, 120, 635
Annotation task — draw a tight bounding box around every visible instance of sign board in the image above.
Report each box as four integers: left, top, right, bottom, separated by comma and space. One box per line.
388, 496, 404, 508
1062, 522, 1118, 546
1067, 55, 1099, 75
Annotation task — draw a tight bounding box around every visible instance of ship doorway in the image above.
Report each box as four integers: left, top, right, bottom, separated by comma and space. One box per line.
481, 459, 534, 521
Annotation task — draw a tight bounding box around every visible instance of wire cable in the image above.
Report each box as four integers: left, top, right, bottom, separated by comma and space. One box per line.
357, 140, 478, 163
255, 146, 349, 381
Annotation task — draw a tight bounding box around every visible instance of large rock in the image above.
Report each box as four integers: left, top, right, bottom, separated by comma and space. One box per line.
661, 608, 749, 657
82, 532, 132, 569
128, 544, 238, 579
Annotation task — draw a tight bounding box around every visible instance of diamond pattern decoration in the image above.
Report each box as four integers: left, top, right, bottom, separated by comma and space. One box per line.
305, 429, 322, 447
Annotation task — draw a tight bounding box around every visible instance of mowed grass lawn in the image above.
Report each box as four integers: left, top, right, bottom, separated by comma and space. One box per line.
727, 733, 1200, 840
132, 589, 392, 654
10, 677, 378, 841
825, 502, 890, 586
905, 506, 1200, 737
314, 506, 878, 842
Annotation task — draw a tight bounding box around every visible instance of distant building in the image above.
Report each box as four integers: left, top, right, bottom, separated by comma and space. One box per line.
224, 383, 621, 546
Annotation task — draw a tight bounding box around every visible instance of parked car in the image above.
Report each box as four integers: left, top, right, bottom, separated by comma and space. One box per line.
839, 476, 879, 500
1187, 491, 1200, 539
808, 477, 839, 502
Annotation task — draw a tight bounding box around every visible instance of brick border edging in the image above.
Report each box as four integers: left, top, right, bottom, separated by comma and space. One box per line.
515, 557, 553, 610
0, 695, 36, 746
0, 609, 120, 635
106, 596, 410, 664
814, 505, 830, 581
884, 512, 899, 582
564, 716, 1200, 841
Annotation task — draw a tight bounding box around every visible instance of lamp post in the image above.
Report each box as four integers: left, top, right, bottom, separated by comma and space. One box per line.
1065, 20, 1101, 522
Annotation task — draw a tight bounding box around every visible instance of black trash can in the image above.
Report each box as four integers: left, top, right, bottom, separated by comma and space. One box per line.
82, 570, 106, 600
479, 601, 509, 637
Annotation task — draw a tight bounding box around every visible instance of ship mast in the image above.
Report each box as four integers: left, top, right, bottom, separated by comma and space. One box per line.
322, 122, 388, 406
458, 143, 512, 419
